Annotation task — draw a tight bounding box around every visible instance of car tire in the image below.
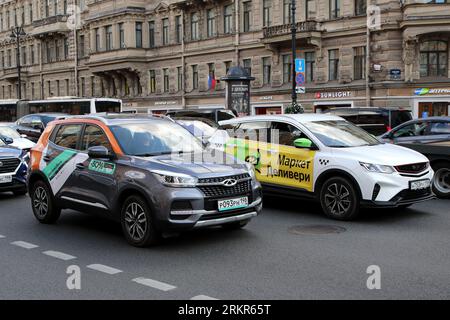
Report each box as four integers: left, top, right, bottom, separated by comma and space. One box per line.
120, 195, 160, 247
320, 176, 360, 221
13, 189, 27, 196
431, 162, 450, 199
30, 180, 61, 224
221, 219, 250, 230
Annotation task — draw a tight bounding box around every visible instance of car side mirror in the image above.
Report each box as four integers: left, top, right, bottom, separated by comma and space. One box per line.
294, 138, 313, 149
88, 146, 112, 159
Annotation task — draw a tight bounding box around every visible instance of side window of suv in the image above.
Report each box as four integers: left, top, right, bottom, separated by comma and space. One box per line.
428, 122, 450, 135
53, 124, 83, 150
81, 125, 112, 152
18, 115, 33, 127
271, 121, 307, 146
393, 122, 426, 138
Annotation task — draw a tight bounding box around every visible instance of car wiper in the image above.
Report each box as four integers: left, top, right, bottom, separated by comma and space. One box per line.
134, 152, 171, 157
327, 145, 349, 148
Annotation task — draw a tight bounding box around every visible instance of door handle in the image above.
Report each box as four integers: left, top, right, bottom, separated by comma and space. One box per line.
43, 155, 51, 162
76, 163, 85, 170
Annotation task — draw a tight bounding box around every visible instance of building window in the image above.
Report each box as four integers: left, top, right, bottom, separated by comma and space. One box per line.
243, 58, 252, 75
177, 66, 183, 91
29, 4, 33, 22
64, 38, 69, 59
355, 0, 366, 16
21, 46, 27, 65
65, 79, 69, 96
81, 78, 86, 97
91, 76, 95, 96
56, 80, 60, 96
95, 28, 100, 51
305, 51, 315, 82
105, 25, 113, 51
119, 23, 125, 48
31, 82, 35, 99
30, 45, 35, 64
283, 0, 292, 24
306, 0, 316, 20
149, 70, 156, 93
55, 40, 60, 61
163, 68, 170, 93
328, 49, 339, 81
263, 0, 272, 27
208, 63, 215, 78
192, 65, 198, 89
353, 46, 366, 80
282, 55, 292, 84
176, 16, 182, 43
45, 0, 49, 18
162, 18, 169, 45
224, 5, 233, 34
225, 61, 232, 74
149, 21, 155, 48
263, 57, 271, 85
78, 34, 85, 57
330, 0, 341, 19
420, 40, 448, 77
136, 22, 143, 48
207, 9, 216, 37
191, 13, 199, 40
63, 0, 67, 14
243, 1, 252, 32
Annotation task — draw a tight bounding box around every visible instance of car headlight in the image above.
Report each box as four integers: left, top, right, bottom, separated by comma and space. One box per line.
245, 162, 256, 178
360, 162, 395, 174
152, 170, 198, 187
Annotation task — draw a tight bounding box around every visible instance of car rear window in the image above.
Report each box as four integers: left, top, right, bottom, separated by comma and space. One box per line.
390, 111, 412, 128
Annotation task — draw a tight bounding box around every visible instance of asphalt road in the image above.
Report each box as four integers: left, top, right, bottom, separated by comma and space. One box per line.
0, 192, 449, 300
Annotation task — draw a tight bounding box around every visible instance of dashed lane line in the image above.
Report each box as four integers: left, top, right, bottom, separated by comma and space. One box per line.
132, 277, 177, 292
87, 264, 123, 275
0, 234, 5, 238
10, 241, 39, 249
42, 250, 77, 261
191, 295, 219, 300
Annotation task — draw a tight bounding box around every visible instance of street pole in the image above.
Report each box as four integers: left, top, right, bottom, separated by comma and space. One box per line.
10, 26, 25, 100
291, 0, 297, 110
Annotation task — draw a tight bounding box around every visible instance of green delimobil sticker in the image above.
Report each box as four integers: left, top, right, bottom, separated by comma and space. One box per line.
88, 160, 116, 175
43, 150, 77, 180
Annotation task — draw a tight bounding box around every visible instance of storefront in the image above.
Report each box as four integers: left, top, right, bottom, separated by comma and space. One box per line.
412, 88, 450, 118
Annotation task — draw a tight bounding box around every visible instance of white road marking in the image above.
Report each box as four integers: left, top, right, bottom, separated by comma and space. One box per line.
132, 277, 177, 292
0, 234, 5, 238
87, 264, 123, 275
191, 295, 219, 300
42, 250, 76, 261
11, 241, 38, 249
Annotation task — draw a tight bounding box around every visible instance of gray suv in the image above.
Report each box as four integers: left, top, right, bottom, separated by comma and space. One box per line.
27, 114, 262, 247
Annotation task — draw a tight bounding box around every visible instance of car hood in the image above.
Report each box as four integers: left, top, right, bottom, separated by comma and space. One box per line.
0, 146, 22, 158
11, 138, 35, 150
133, 151, 248, 178
332, 143, 429, 165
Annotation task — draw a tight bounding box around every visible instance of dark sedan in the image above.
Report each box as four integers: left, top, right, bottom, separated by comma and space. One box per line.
15, 113, 69, 143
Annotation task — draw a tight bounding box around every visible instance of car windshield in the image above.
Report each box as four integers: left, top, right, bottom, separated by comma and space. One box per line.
110, 121, 204, 156
304, 120, 381, 148
0, 126, 20, 139
177, 120, 217, 137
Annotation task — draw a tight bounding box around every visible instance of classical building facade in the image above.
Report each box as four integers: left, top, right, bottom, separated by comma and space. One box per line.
0, 0, 449, 117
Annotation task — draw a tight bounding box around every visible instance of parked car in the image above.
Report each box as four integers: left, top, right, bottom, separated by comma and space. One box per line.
0, 123, 35, 150
27, 114, 262, 247
166, 108, 236, 124
219, 114, 434, 220
15, 113, 69, 143
323, 107, 412, 136
379, 117, 450, 144
379, 117, 450, 199
175, 117, 219, 144
0, 139, 28, 196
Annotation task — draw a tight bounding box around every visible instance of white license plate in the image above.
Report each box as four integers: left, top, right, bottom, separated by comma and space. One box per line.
410, 179, 430, 191
0, 175, 12, 184
218, 196, 248, 212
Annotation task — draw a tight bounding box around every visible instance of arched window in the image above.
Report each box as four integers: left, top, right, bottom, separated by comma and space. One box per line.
420, 40, 448, 77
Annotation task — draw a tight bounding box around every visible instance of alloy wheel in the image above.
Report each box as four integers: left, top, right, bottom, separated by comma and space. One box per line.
33, 186, 49, 218
434, 168, 450, 195
124, 202, 148, 241
324, 183, 351, 215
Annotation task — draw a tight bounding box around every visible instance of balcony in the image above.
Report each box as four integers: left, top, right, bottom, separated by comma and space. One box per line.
31, 15, 70, 38
262, 21, 321, 46
1, 67, 28, 82
401, 2, 450, 39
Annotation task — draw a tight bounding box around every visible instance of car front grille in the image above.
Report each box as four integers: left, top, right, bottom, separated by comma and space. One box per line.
395, 162, 428, 175
198, 180, 251, 198
197, 173, 250, 184
0, 158, 21, 174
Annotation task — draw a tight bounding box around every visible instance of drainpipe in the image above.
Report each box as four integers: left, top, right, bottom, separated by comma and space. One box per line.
365, 13, 371, 107
234, 0, 239, 64
181, 10, 186, 109
73, 25, 78, 97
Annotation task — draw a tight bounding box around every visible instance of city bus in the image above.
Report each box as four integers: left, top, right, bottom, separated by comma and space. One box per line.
0, 97, 122, 122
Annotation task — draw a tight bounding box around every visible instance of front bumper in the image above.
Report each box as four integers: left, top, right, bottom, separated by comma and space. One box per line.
0, 176, 27, 192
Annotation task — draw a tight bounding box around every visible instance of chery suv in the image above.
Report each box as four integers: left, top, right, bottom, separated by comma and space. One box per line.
27, 114, 262, 247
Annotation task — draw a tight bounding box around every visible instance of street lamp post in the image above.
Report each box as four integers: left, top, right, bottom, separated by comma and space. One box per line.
10, 26, 26, 100
291, 0, 297, 110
